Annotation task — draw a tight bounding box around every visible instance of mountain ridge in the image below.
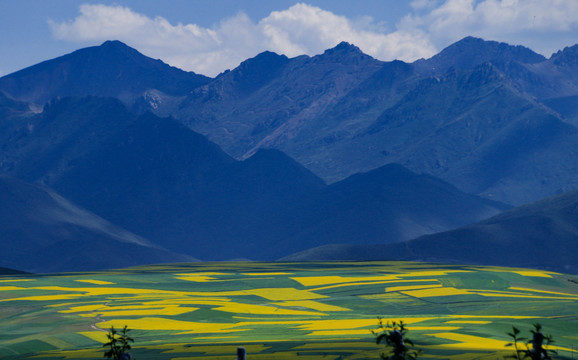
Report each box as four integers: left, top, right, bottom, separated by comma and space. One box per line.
282, 188, 578, 274
0, 174, 196, 273
1, 37, 578, 270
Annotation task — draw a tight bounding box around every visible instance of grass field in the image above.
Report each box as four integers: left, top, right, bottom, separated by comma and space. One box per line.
1, 261, 578, 360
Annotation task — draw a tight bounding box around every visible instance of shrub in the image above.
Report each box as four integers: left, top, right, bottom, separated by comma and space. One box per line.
505, 323, 556, 360
104, 325, 134, 360
372, 318, 421, 360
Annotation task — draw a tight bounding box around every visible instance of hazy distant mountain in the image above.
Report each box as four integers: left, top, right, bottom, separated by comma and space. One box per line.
0, 174, 195, 273
0, 40, 210, 110
0, 96, 505, 262
0, 97, 326, 260
284, 188, 578, 274
0, 266, 28, 275
269, 163, 508, 259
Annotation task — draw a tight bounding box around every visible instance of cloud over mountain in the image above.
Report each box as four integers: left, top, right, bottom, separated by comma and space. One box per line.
48, 3, 436, 76
48, 1, 578, 76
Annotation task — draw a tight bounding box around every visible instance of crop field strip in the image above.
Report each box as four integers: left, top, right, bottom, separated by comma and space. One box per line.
0, 261, 577, 360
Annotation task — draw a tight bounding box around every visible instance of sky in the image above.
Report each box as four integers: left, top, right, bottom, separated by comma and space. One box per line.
2, 0, 578, 77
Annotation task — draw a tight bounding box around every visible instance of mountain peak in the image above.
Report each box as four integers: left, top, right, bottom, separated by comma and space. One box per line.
414, 36, 546, 75
550, 44, 578, 66
89, 40, 141, 57
316, 41, 375, 64
101, 39, 127, 47
323, 41, 364, 55
0, 40, 210, 105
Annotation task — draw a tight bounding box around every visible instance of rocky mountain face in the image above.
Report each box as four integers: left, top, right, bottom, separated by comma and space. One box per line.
1, 37, 578, 271
171, 37, 578, 206
0, 40, 210, 111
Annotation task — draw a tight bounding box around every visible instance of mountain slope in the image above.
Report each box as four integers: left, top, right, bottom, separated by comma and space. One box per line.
0, 40, 210, 109
0, 174, 195, 273
413, 36, 546, 75
178, 42, 386, 159
0, 96, 508, 262
270, 163, 509, 259
5, 38, 578, 206
173, 37, 578, 205
283, 188, 578, 274
346, 63, 578, 205
0, 97, 329, 261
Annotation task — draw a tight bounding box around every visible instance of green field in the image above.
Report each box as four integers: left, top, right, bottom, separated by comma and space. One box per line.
1, 261, 578, 360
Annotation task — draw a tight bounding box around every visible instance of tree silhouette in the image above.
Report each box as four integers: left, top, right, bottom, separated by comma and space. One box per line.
372, 318, 420, 360
103, 325, 134, 360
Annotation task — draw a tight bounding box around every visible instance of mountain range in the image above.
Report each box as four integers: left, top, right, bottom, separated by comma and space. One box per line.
0, 36, 577, 272
282, 188, 578, 274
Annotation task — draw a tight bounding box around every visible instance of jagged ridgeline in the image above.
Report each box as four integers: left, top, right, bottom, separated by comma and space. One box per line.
1, 36, 578, 272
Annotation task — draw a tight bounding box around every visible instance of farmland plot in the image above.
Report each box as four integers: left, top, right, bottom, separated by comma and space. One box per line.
1, 261, 577, 359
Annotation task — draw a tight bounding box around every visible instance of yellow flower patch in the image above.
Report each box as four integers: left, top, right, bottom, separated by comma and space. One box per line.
401, 287, 472, 298
241, 288, 327, 301
78, 331, 109, 343
242, 272, 294, 276
79, 305, 197, 317
75, 280, 115, 285
0, 286, 27, 291
175, 272, 228, 282
60, 304, 108, 313
509, 287, 578, 297
97, 317, 246, 333
272, 300, 351, 312
386, 284, 443, 292
291, 275, 399, 287
212, 302, 326, 316
447, 315, 540, 320
296, 317, 433, 332
307, 329, 372, 336
511, 270, 554, 278
1, 294, 83, 301
424, 332, 511, 350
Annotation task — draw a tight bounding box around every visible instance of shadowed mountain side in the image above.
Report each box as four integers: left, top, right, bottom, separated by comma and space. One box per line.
0, 97, 508, 262
269, 163, 509, 259
0, 267, 29, 275
4, 97, 324, 261
282, 188, 578, 274
0, 40, 210, 109
0, 175, 196, 273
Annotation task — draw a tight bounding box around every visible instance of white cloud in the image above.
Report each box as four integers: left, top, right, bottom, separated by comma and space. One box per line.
48, 3, 436, 76
259, 3, 436, 62
402, 0, 578, 56
48, 1, 578, 76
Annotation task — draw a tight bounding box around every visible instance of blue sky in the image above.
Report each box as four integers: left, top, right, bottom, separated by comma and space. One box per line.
2, 0, 578, 77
